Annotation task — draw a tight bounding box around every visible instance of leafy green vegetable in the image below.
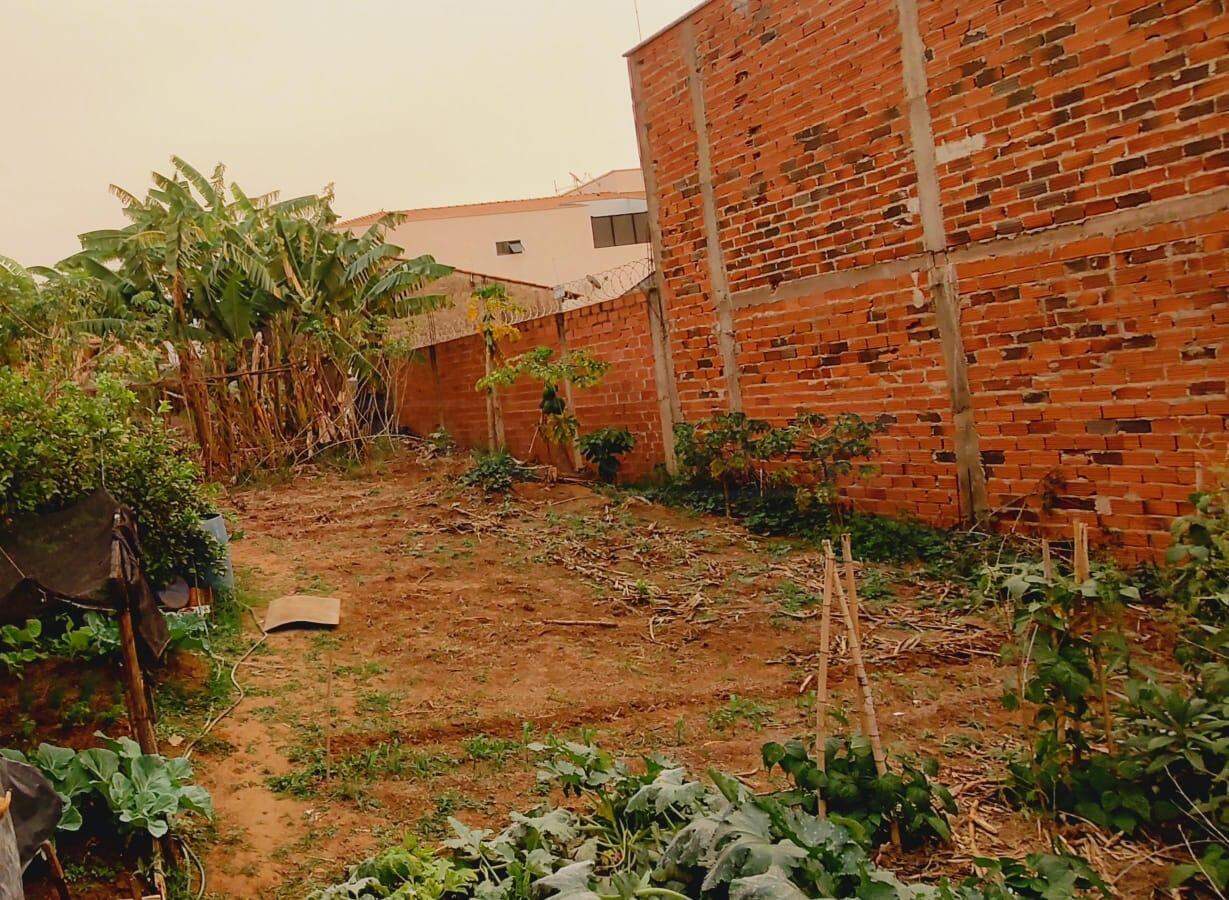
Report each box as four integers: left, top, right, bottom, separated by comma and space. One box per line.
317, 736, 1098, 900
0, 734, 212, 838
0, 610, 210, 677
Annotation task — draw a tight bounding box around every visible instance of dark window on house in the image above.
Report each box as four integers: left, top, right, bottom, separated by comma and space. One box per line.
496, 240, 524, 255
591, 212, 650, 248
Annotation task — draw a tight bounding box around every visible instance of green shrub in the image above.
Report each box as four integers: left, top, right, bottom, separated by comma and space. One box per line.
658, 410, 888, 538
672, 410, 884, 513
423, 426, 456, 456
0, 369, 221, 587
761, 736, 956, 849
985, 552, 1229, 893
577, 427, 636, 483
1166, 484, 1229, 624
459, 450, 531, 493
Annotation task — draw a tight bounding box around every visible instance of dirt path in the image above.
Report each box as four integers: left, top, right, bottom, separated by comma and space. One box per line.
188, 454, 1164, 897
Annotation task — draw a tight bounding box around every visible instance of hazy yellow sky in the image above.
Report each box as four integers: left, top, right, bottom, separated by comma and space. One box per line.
1, 0, 699, 265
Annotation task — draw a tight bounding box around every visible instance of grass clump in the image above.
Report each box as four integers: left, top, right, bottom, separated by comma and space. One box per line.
268, 738, 459, 802
459, 450, 531, 493
707, 695, 773, 732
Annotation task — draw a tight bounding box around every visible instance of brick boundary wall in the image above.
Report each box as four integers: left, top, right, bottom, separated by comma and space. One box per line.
395, 288, 669, 482
622, 0, 1229, 557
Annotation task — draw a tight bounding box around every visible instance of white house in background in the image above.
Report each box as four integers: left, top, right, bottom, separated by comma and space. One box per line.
339, 169, 651, 287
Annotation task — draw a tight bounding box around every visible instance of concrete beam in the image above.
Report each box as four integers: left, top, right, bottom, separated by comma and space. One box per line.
628, 55, 683, 471
731, 187, 1229, 311
896, 0, 988, 522
681, 19, 744, 413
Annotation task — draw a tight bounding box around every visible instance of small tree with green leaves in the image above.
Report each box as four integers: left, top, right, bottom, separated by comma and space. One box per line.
467, 283, 525, 449
578, 427, 636, 483
476, 346, 611, 464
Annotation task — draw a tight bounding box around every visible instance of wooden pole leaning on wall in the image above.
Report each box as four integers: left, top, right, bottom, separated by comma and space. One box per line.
826, 541, 901, 850
814, 546, 836, 817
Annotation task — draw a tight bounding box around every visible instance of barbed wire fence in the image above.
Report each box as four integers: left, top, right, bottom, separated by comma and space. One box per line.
555, 257, 654, 309
402, 256, 654, 350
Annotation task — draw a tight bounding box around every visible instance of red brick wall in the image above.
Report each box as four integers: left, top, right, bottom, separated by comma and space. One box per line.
629, 0, 1229, 555
395, 290, 665, 482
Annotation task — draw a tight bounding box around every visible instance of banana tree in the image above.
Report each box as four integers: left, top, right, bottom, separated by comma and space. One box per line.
53, 157, 453, 473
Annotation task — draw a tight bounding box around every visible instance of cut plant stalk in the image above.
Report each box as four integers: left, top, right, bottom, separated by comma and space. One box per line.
826, 542, 901, 849
814, 547, 836, 817
1074, 522, 1116, 753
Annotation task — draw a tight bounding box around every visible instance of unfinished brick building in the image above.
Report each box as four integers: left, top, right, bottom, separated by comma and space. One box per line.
626, 0, 1229, 554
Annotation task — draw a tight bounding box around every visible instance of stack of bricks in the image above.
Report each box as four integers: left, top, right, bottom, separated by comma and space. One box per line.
626, 0, 1228, 556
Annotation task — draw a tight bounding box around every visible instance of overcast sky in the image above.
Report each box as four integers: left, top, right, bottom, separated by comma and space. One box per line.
1, 0, 698, 266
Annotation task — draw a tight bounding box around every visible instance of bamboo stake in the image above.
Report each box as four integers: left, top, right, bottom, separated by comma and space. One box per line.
814, 549, 836, 817
841, 533, 873, 737
840, 533, 860, 642
1073, 521, 1090, 582
40, 841, 71, 900
827, 544, 901, 849
1041, 539, 1053, 581
113, 544, 159, 756
0, 791, 16, 900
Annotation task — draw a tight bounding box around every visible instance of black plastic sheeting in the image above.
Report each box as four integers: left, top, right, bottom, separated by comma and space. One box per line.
0, 488, 169, 659
0, 758, 62, 870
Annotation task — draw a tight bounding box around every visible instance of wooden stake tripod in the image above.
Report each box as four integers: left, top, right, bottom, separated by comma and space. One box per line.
812, 538, 900, 849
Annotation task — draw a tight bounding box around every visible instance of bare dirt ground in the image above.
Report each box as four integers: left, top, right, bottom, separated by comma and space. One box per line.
178, 452, 1172, 898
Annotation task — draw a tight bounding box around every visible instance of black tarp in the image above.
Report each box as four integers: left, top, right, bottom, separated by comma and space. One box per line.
0, 489, 169, 658
0, 758, 61, 870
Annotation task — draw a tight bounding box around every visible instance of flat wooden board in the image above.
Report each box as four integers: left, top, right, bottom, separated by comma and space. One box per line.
263, 594, 341, 632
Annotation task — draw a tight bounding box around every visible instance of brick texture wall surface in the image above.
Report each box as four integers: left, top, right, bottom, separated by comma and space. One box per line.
395, 290, 666, 482
628, 0, 1229, 556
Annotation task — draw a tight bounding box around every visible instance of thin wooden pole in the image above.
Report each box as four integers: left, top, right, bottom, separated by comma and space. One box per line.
840, 533, 860, 641
840, 533, 872, 737
1073, 521, 1090, 582
112, 544, 159, 756
829, 548, 901, 849
1041, 539, 1053, 581
40, 841, 71, 900
116, 604, 158, 754
814, 549, 836, 817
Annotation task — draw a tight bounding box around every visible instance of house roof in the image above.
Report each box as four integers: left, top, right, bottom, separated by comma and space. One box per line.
339, 170, 646, 230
